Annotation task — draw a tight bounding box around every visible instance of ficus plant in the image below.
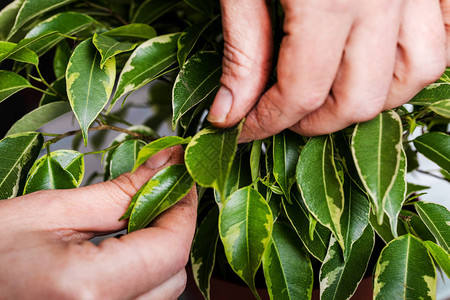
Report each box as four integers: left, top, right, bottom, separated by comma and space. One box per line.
0, 0, 449, 299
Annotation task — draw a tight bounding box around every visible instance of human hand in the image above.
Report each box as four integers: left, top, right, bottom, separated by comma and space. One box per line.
207, 0, 447, 140
0, 147, 197, 300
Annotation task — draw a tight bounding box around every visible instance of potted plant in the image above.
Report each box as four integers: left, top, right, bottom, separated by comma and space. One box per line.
0, 0, 449, 299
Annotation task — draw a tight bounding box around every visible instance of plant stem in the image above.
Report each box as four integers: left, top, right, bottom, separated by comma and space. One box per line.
417, 169, 450, 183
30, 86, 56, 97
84, 2, 128, 25
44, 124, 153, 147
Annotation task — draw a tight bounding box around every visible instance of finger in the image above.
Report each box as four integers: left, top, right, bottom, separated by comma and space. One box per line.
134, 270, 187, 300
56, 187, 197, 300
239, 0, 353, 142
4, 146, 184, 233
441, 0, 450, 64
207, 0, 272, 126
385, 0, 446, 109
291, 0, 404, 136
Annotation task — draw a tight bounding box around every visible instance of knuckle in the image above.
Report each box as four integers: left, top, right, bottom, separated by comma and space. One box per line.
294, 93, 327, 113
174, 270, 188, 299
412, 61, 446, 87
346, 99, 384, 123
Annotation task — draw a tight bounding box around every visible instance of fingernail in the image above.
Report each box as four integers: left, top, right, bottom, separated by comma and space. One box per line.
145, 148, 172, 169
207, 86, 233, 123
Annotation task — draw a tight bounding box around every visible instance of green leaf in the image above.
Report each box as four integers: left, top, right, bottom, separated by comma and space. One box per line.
401, 210, 436, 244
131, 0, 179, 24
422, 241, 450, 278
6, 102, 71, 136
262, 221, 313, 300
373, 234, 436, 300
8, 0, 77, 38
0, 0, 24, 40
128, 164, 194, 232
103, 24, 157, 40
296, 135, 345, 249
183, 0, 215, 16
429, 99, 450, 118
406, 183, 430, 198
409, 83, 450, 106
191, 206, 219, 300
110, 33, 180, 112
383, 149, 407, 238
53, 40, 71, 79
185, 123, 242, 200
320, 225, 374, 300
0, 70, 32, 104
27, 149, 85, 187
23, 12, 94, 56
369, 209, 406, 244
414, 132, 450, 172
110, 140, 146, 179
273, 130, 302, 204
66, 39, 116, 146
219, 187, 273, 299
250, 140, 262, 183
50, 150, 84, 186
23, 155, 78, 194
0, 41, 38, 65
283, 188, 331, 262
172, 51, 221, 129
341, 180, 370, 261
415, 201, 450, 252
177, 18, 215, 66
351, 111, 403, 224
93, 33, 137, 69
133, 136, 191, 172
0, 132, 43, 199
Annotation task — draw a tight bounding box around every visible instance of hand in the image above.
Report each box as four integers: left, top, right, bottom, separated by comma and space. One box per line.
0, 147, 197, 300
208, 0, 447, 140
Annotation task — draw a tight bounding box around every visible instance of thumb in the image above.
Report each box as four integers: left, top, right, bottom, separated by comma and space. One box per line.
207, 0, 273, 127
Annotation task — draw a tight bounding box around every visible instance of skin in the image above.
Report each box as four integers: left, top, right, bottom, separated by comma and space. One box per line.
0, 147, 196, 300
208, 0, 449, 141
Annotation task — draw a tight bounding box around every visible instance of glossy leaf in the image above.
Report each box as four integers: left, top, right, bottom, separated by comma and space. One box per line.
8, 0, 77, 38
110, 139, 146, 179
283, 188, 330, 262
406, 183, 430, 198
133, 136, 191, 172
191, 206, 219, 300
250, 140, 262, 182
414, 132, 450, 172
263, 222, 313, 300
0, 132, 43, 199
93, 33, 137, 69
0, 70, 32, 103
66, 39, 116, 145
103, 24, 157, 40
39, 77, 66, 105
383, 149, 407, 238
429, 99, 450, 118
422, 241, 450, 278
131, 0, 179, 24
172, 52, 221, 129
351, 111, 403, 224
177, 18, 215, 66
185, 123, 242, 200
219, 187, 273, 299
320, 225, 374, 300
409, 83, 450, 105
273, 130, 302, 204
110, 33, 180, 112
24, 12, 94, 56
27, 149, 85, 187
23, 155, 78, 194
369, 209, 406, 244
6, 102, 71, 136
297, 135, 345, 249
415, 201, 450, 252
53, 41, 71, 78
127, 164, 194, 232
0, 0, 24, 40
0, 41, 38, 65
184, 0, 215, 15
341, 179, 370, 261
401, 210, 436, 244
373, 234, 436, 300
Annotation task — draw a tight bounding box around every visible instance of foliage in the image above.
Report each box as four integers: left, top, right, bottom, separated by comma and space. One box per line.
0, 0, 449, 299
